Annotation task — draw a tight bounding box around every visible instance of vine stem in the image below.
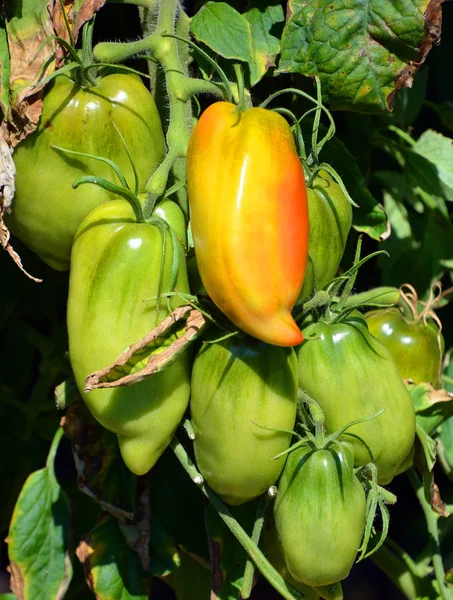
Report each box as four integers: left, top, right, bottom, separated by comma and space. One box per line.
240, 496, 268, 598
93, 0, 222, 217
170, 437, 302, 600
407, 468, 452, 600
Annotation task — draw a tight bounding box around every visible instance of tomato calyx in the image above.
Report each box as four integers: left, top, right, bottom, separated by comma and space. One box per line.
36, 18, 147, 91
295, 236, 393, 330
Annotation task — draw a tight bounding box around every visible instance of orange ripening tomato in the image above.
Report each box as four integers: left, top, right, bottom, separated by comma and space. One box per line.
187, 101, 309, 347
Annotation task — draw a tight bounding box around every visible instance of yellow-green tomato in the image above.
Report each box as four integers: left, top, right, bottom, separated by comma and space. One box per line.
67, 199, 191, 476
7, 73, 165, 270
366, 308, 444, 388
274, 442, 366, 587
190, 335, 298, 505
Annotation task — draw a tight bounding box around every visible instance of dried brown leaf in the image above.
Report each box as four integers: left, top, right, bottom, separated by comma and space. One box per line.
1, 202, 42, 282
72, 0, 107, 40
84, 306, 209, 392
3, 0, 55, 145
75, 538, 95, 593
427, 387, 453, 406
4, 0, 106, 145
432, 480, 450, 517
7, 559, 24, 600
388, 0, 445, 109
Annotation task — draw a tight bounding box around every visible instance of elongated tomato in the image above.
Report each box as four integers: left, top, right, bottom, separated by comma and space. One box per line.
187, 102, 309, 346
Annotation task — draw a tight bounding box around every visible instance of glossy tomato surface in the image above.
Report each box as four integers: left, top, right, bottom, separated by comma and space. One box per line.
275, 442, 365, 587
187, 101, 308, 346
191, 335, 298, 504
297, 312, 416, 484
7, 73, 165, 270
366, 308, 443, 388
67, 199, 190, 476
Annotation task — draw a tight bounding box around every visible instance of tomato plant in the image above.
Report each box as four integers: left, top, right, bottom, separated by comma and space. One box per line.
2, 1, 453, 600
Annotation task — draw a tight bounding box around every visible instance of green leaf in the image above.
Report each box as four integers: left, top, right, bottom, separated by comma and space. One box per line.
76, 517, 148, 600
382, 191, 412, 240
163, 549, 212, 600
279, 0, 442, 113
190, 2, 254, 63
7, 429, 72, 600
243, 2, 284, 86
409, 382, 453, 436
421, 210, 453, 281
0, 13, 10, 118
147, 516, 181, 577
406, 130, 453, 203
416, 424, 437, 473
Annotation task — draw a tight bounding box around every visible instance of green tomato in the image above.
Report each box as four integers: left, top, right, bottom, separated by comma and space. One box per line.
262, 513, 344, 600
365, 308, 444, 388
190, 335, 298, 505
67, 199, 190, 476
299, 171, 352, 302
274, 441, 366, 587
297, 313, 416, 484
7, 73, 165, 270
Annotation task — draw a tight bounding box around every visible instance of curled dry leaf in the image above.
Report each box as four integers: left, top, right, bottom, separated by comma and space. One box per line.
0, 139, 41, 280
387, 0, 445, 109
0, 138, 15, 209
84, 305, 209, 392
431, 480, 450, 517
75, 539, 95, 591
7, 558, 25, 600
3, 0, 106, 145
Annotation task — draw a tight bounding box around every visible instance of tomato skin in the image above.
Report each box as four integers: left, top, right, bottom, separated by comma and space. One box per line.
190, 335, 298, 504
274, 442, 365, 587
297, 313, 416, 484
262, 514, 344, 600
365, 308, 444, 388
299, 171, 352, 302
187, 101, 308, 347
7, 73, 165, 271
67, 199, 190, 476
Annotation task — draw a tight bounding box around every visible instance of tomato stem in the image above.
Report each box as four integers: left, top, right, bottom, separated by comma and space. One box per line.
170, 436, 303, 600
93, 1, 223, 214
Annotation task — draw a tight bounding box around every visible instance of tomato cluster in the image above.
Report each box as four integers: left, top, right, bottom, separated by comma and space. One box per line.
10, 71, 432, 593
